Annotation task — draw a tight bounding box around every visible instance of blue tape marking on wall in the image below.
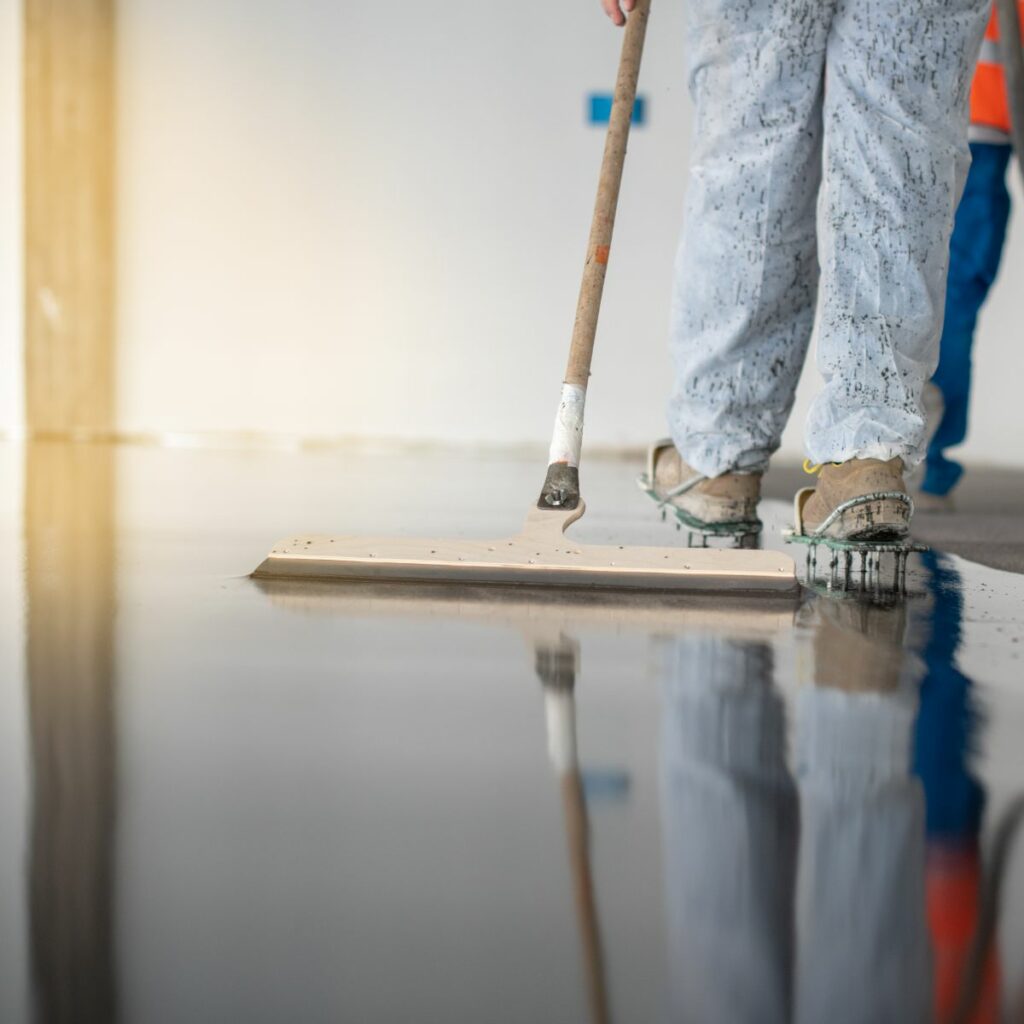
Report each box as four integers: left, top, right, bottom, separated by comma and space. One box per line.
587, 93, 647, 126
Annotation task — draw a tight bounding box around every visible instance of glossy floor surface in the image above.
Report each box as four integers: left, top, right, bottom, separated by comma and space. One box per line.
0, 441, 1022, 1023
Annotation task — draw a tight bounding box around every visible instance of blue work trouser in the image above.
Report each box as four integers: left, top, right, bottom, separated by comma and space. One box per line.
923, 142, 1013, 497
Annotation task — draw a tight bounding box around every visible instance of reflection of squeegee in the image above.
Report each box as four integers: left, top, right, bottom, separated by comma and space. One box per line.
559, 770, 612, 1024
252, 0, 796, 596
252, 577, 799, 639
537, 635, 612, 1024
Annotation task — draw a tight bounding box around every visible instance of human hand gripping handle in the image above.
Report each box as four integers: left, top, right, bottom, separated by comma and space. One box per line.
538, 0, 652, 510
601, 0, 637, 28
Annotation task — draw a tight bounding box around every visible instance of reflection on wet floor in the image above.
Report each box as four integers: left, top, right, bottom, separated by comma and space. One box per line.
661, 577, 963, 1023
24, 444, 117, 1024
0, 442, 1023, 1022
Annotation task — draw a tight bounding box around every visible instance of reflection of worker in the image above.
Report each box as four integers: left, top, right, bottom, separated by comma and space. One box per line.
914, 553, 1001, 1021
921, 3, 1024, 508
604, 0, 989, 543
659, 631, 931, 1022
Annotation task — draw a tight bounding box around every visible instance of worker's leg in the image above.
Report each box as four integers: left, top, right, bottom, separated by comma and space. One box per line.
923, 142, 1012, 498
660, 637, 797, 1022
668, 0, 834, 477
794, 686, 932, 1024
807, 0, 989, 468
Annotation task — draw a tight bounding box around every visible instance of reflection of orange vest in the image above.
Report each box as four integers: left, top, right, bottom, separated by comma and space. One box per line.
927, 847, 1001, 1024
971, 3, 1024, 134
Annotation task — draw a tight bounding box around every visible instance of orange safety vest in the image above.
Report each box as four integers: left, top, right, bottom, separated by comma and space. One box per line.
971, 2, 1024, 134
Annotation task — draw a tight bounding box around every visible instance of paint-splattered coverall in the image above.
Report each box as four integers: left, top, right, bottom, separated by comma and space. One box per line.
668, 0, 990, 478
924, 4, 1022, 497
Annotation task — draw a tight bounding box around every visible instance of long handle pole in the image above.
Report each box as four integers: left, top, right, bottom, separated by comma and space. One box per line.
539, 1, 652, 510
995, 0, 1024, 188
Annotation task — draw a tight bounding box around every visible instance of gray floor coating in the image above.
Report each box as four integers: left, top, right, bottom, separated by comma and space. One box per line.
0, 441, 1022, 1023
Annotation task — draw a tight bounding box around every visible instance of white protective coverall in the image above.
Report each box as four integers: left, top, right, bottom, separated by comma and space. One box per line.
669, 0, 990, 476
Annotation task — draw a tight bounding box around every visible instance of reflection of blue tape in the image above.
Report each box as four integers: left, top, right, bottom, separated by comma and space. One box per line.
587, 93, 647, 126
581, 769, 632, 803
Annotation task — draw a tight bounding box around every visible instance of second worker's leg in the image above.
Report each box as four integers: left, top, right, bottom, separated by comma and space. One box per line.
923, 142, 1013, 500
667, 0, 834, 479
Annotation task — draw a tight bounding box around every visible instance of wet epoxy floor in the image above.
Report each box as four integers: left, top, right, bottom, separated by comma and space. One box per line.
1, 441, 1023, 1023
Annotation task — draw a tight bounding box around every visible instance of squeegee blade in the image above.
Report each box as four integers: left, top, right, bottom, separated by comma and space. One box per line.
253, 531, 798, 594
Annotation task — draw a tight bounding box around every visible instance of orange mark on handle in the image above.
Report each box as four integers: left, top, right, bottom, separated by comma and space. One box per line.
595, 245, 610, 265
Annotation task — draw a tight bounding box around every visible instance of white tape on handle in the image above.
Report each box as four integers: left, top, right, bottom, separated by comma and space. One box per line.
547, 383, 587, 468
544, 689, 578, 774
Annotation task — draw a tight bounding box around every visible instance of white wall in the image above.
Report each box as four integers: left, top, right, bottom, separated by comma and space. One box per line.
0, 0, 21, 435
115, 0, 684, 449
1, 1, 1022, 463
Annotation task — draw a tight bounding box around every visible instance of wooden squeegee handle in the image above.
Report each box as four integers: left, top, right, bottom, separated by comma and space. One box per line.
565, 0, 652, 389
537, 3, 651, 510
